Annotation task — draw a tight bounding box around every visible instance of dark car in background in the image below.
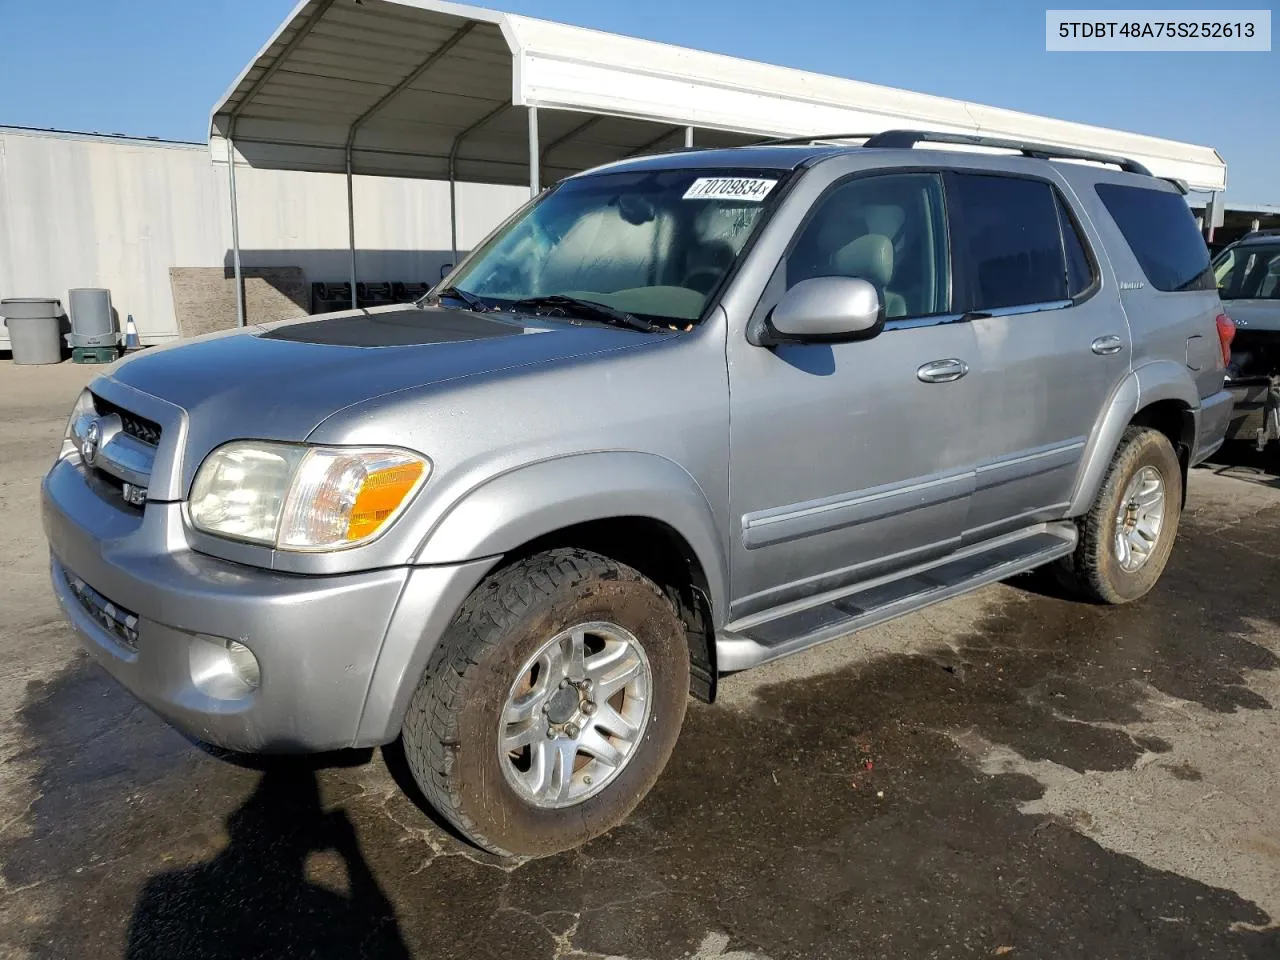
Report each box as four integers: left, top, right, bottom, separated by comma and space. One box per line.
1216, 230, 1280, 458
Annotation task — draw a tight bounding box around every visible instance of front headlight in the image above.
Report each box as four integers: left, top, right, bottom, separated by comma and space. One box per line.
189, 441, 429, 551
61, 389, 97, 460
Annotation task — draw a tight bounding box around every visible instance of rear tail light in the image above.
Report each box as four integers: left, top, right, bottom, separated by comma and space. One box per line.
1215, 312, 1235, 367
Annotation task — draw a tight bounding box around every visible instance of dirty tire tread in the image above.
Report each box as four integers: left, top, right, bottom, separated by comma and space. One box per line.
1064, 425, 1183, 605
401, 548, 687, 857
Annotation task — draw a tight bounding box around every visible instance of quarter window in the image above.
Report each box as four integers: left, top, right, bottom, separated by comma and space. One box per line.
1094, 182, 1214, 292
785, 173, 950, 319
950, 174, 1068, 310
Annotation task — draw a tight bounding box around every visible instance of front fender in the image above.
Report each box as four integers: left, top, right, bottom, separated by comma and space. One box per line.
415, 451, 730, 625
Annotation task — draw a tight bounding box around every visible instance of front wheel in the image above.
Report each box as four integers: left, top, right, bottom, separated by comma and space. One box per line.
402, 548, 689, 857
1061, 425, 1183, 604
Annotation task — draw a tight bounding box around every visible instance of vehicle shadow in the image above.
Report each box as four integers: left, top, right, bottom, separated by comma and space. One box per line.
123, 763, 409, 960
1202, 440, 1280, 488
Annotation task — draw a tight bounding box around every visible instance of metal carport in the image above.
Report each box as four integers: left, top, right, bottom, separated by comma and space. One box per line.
210, 0, 1228, 325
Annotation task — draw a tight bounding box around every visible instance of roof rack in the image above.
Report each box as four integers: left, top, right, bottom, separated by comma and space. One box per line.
860, 130, 1153, 177
758, 132, 878, 146
1244, 227, 1280, 238
752, 129, 1153, 178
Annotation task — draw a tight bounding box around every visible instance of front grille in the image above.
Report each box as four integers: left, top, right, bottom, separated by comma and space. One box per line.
92, 394, 162, 447
63, 566, 140, 651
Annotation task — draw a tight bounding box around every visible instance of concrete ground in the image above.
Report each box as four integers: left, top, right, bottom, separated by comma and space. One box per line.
1, 359, 1279, 960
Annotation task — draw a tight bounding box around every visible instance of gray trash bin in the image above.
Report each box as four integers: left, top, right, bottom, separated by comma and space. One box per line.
2, 298, 64, 364
68, 288, 118, 347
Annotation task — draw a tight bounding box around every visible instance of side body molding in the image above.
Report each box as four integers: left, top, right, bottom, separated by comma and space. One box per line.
1067, 361, 1200, 516
415, 451, 730, 627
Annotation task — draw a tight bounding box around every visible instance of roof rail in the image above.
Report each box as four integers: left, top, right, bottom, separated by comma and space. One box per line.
1244, 227, 1280, 238
861, 130, 1153, 177
757, 132, 877, 146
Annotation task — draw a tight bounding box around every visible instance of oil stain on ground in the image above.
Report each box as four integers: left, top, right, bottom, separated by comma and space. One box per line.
3, 507, 1279, 960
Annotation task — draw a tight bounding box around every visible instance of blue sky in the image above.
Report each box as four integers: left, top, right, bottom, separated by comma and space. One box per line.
0, 0, 1274, 202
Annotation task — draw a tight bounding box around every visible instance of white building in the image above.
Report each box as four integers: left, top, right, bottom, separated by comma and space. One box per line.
0, 125, 526, 349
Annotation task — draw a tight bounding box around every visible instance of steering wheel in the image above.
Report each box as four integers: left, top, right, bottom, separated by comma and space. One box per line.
682, 268, 724, 295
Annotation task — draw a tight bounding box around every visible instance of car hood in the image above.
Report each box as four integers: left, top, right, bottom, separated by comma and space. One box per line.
103, 304, 654, 444
1223, 299, 1280, 333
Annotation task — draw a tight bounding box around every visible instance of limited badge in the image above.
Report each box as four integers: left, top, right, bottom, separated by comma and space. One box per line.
682, 177, 777, 202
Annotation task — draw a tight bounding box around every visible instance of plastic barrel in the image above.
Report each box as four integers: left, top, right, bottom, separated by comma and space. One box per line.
1, 298, 63, 364
68, 288, 118, 347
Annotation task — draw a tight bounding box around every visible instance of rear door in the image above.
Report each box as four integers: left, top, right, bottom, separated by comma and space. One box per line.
1091, 180, 1225, 401
945, 170, 1131, 541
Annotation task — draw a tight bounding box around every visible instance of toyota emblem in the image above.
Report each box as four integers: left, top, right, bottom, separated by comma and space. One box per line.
82, 419, 101, 466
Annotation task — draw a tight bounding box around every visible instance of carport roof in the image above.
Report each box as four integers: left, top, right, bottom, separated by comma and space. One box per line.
210, 0, 1227, 191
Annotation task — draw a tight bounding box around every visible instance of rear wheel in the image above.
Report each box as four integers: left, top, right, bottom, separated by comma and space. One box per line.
402, 548, 689, 857
1061, 426, 1183, 604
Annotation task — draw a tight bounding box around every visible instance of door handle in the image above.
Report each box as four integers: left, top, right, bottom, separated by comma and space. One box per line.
916, 358, 969, 383
1091, 335, 1124, 356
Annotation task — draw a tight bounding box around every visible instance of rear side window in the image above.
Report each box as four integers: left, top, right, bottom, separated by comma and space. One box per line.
1094, 183, 1214, 292
949, 174, 1068, 310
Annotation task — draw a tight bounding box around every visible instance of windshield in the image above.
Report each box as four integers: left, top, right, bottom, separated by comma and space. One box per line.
442, 169, 786, 324
1213, 242, 1280, 300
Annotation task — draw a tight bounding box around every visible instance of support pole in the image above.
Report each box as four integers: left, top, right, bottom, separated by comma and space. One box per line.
449, 161, 458, 267
684, 126, 694, 148
528, 105, 540, 198
446, 103, 508, 271
226, 138, 245, 328
346, 145, 357, 309
1204, 191, 1224, 243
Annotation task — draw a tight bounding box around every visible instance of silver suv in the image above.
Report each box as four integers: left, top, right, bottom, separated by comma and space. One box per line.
43, 131, 1234, 857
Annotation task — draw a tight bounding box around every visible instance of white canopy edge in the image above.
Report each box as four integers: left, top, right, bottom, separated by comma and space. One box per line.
508, 15, 1227, 191
210, 0, 1226, 191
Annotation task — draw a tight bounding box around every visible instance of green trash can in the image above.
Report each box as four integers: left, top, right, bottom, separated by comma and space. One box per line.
1, 298, 63, 364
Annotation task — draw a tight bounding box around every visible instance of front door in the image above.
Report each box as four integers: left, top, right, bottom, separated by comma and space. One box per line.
726, 170, 982, 620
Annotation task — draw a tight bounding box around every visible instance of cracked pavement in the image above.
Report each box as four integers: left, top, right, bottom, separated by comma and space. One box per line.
2, 362, 1279, 959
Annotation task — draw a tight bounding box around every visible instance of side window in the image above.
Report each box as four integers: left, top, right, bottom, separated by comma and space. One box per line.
1094, 182, 1214, 292
1213, 247, 1237, 289
785, 173, 949, 319
1055, 195, 1095, 299
949, 173, 1068, 310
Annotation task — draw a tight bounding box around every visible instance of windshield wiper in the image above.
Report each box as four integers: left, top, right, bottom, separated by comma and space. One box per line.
420, 285, 489, 312
508, 295, 655, 333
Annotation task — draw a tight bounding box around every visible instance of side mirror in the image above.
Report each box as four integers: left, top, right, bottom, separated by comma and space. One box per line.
760, 276, 884, 346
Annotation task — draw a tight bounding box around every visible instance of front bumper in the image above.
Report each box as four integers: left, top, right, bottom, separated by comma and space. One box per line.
42, 456, 497, 752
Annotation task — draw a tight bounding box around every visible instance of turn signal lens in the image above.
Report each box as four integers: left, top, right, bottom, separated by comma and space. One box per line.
277, 448, 429, 550
348, 462, 426, 541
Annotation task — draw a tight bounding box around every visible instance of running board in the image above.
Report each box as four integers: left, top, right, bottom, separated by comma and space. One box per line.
716, 522, 1077, 672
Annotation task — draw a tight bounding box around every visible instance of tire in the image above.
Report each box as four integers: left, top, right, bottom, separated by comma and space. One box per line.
402, 548, 689, 857
1060, 426, 1183, 604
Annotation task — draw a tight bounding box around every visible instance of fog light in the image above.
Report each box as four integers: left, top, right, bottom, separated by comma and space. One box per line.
190, 634, 261, 699
224, 640, 261, 690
